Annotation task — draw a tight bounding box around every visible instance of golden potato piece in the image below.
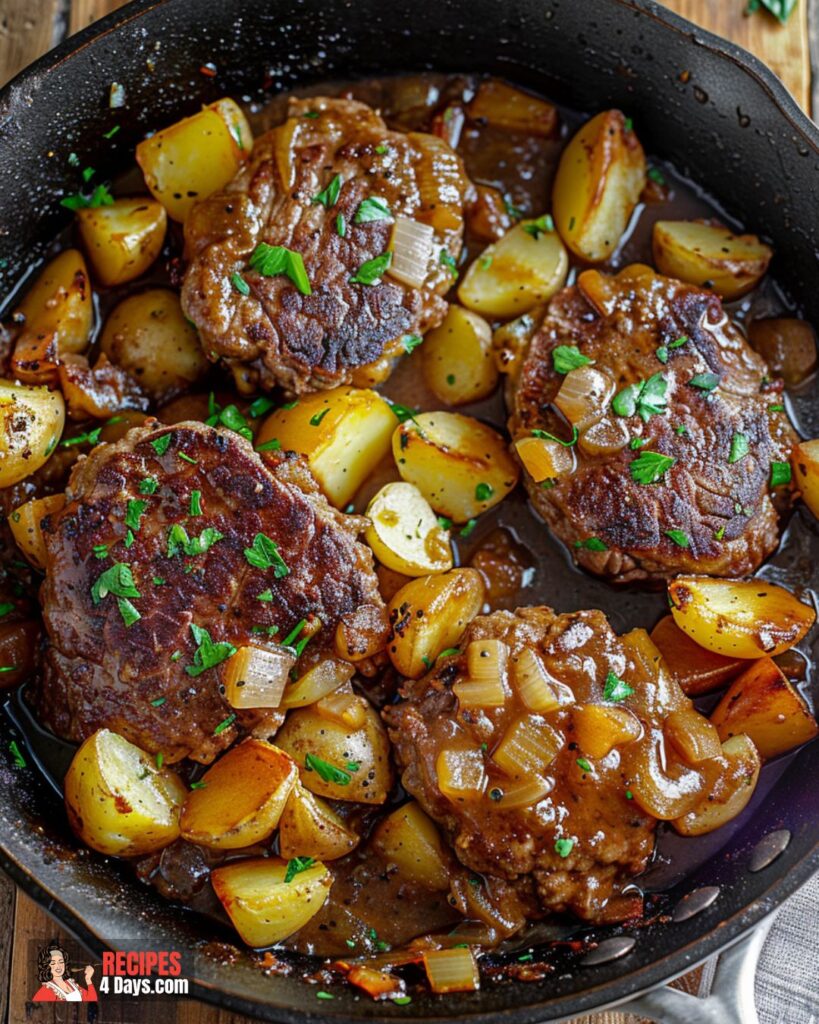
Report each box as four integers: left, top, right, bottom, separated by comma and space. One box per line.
0, 381, 65, 487
422, 305, 498, 405
458, 220, 568, 319
180, 739, 297, 849
15, 249, 93, 357
552, 109, 646, 263
747, 318, 817, 388
136, 98, 252, 222
371, 801, 451, 891
275, 702, 393, 803
652, 220, 772, 300
386, 569, 486, 678
365, 481, 452, 576
794, 439, 819, 520
671, 735, 761, 837
77, 198, 167, 287
710, 657, 818, 760
9, 494, 65, 570
467, 80, 557, 136
650, 615, 745, 697
64, 728, 186, 856
100, 288, 208, 401
393, 411, 519, 523
257, 387, 396, 508
668, 576, 815, 659
211, 857, 332, 948
278, 783, 358, 861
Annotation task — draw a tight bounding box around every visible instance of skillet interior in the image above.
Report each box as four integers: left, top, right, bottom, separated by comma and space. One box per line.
0, 0, 818, 1020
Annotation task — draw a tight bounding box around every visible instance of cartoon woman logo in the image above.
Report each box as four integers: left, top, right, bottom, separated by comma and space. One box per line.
33, 943, 98, 1002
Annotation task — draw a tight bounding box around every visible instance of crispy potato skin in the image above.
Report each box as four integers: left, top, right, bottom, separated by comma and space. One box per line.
33, 421, 386, 763
0, 382, 65, 487
509, 264, 796, 581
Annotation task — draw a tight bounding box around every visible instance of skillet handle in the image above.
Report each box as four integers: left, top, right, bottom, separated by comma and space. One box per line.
615, 912, 777, 1024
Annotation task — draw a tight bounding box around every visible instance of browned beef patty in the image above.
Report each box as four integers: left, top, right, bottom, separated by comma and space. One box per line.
34, 421, 387, 763
508, 265, 796, 581
182, 96, 472, 395
384, 607, 664, 925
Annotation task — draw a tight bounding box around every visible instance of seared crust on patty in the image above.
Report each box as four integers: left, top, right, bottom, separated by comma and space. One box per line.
34, 421, 387, 763
182, 96, 472, 395
509, 264, 796, 581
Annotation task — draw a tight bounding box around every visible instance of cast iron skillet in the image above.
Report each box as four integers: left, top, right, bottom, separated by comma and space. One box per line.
0, 0, 818, 1020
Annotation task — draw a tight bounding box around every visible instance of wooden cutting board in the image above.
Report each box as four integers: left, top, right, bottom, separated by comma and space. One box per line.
0, 2, 813, 1024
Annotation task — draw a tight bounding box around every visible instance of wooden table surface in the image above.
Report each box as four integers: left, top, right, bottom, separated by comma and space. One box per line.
0, 2, 814, 1022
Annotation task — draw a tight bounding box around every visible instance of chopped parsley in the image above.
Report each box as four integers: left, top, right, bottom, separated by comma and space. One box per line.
336, 213, 346, 237
532, 426, 579, 447
459, 518, 477, 538
575, 537, 607, 551
189, 490, 203, 516
603, 671, 634, 702
439, 250, 458, 278
138, 476, 159, 495
612, 372, 668, 422
554, 837, 574, 858
178, 452, 198, 465
523, 213, 554, 239
205, 399, 253, 441
576, 757, 592, 773
92, 544, 109, 560
770, 461, 792, 487
349, 251, 392, 285
189, 780, 207, 789
475, 482, 494, 502
213, 713, 237, 735
60, 182, 114, 211
61, 427, 102, 448
312, 173, 342, 209
0, 603, 13, 618
284, 856, 316, 883
167, 524, 224, 558
304, 753, 351, 786
309, 407, 330, 427
689, 372, 720, 394
185, 623, 237, 677
244, 533, 290, 576
230, 271, 250, 295
630, 450, 676, 485
257, 589, 274, 603
91, 562, 140, 605
629, 437, 648, 450
665, 529, 690, 548
8, 741, 26, 769
125, 499, 148, 533
552, 345, 591, 374
729, 433, 750, 464
647, 167, 666, 186
353, 196, 392, 223
248, 396, 275, 419
150, 434, 172, 457
437, 515, 452, 531
504, 196, 524, 220
669, 335, 689, 349
390, 401, 418, 423
248, 243, 312, 296
656, 345, 669, 364
256, 438, 282, 452
714, 524, 727, 541
402, 333, 423, 354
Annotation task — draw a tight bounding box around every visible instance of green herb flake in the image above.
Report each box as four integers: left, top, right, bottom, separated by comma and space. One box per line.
117, 597, 141, 627
390, 402, 418, 423
309, 407, 330, 427
552, 345, 591, 374
125, 499, 148, 533
312, 173, 342, 209
669, 335, 688, 349
139, 476, 159, 494
714, 524, 727, 541
624, 117, 633, 132
150, 434, 173, 457
475, 482, 494, 502
603, 671, 635, 702
185, 623, 237, 678
576, 757, 592, 773
747, 0, 797, 24
554, 837, 574, 858
353, 196, 392, 223
178, 452, 198, 465
522, 213, 555, 239
612, 372, 668, 422
729, 433, 750, 464
284, 856, 316, 883
60, 182, 115, 211
504, 196, 524, 220
103, 124, 121, 139
439, 249, 458, 278
656, 345, 669, 364
689, 372, 720, 394
256, 438, 282, 452
257, 589, 274, 603
770, 461, 792, 488
91, 562, 140, 605
92, 544, 109, 560
625, 789, 634, 800
60, 426, 102, 448
630, 450, 676, 485
629, 437, 648, 450
316, 992, 334, 1001
437, 515, 452, 531
213, 713, 237, 735
393, 996, 412, 1006
665, 529, 690, 548
244, 533, 290, 576
575, 537, 608, 552
647, 167, 666, 185
459, 518, 477, 538
304, 752, 351, 786
768, 403, 785, 413
248, 243, 312, 296
230, 271, 250, 295
247, 396, 275, 419
402, 333, 423, 354
374, 144, 389, 155
336, 213, 346, 237
189, 780, 207, 790
189, 490, 203, 516
532, 426, 579, 448
9, 741, 26, 769
349, 251, 392, 285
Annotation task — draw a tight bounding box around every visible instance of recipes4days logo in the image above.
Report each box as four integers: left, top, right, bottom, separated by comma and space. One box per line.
32, 942, 98, 1004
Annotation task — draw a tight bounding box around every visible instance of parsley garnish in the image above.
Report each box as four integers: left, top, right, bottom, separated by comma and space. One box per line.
189, 780, 207, 790
139, 477, 158, 494
475, 482, 494, 502
125, 499, 148, 533
504, 196, 524, 220
439, 250, 458, 278
167, 524, 224, 558
714, 524, 727, 541
248, 243, 312, 296
244, 533, 289, 576
729, 433, 750, 464
402, 334, 423, 354
349, 251, 392, 285
336, 213, 346, 237
603, 671, 634, 702
92, 544, 109, 560
575, 537, 607, 551
689, 372, 720, 394
523, 214, 554, 239
213, 713, 237, 735
257, 589, 274, 603
437, 515, 452, 531
230, 271, 250, 295
189, 490, 203, 516
459, 518, 477, 538
284, 856, 316, 883
60, 183, 114, 211
647, 167, 666, 186
248, 396, 275, 419
665, 529, 690, 548
389, 402, 417, 423
8, 741, 26, 769
630, 450, 676, 485
309, 408, 330, 426
552, 345, 591, 374
612, 372, 668, 422
150, 434, 172, 457
312, 173, 342, 209
61, 427, 102, 448
178, 452, 198, 465
205, 399, 253, 441
746, 0, 797, 25
669, 335, 688, 349
304, 753, 351, 785
353, 197, 392, 223
532, 426, 579, 447
0, 603, 13, 618
770, 461, 792, 487
256, 438, 282, 452
576, 757, 592, 773
186, 624, 237, 677
91, 562, 140, 604
554, 838, 574, 858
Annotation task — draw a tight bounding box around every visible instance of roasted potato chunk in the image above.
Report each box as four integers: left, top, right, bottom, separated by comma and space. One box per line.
371, 801, 451, 891
466, 79, 558, 136
211, 857, 332, 948
14, 249, 93, 361
652, 220, 772, 300
747, 318, 817, 387
180, 739, 297, 849
552, 110, 646, 263
365, 482, 453, 576
64, 729, 186, 856
77, 198, 167, 286
650, 615, 745, 696
668, 577, 815, 659
278, 782, 359, 861
671, 735, 761, 837
0, 381, 65, 487
710, 657, 819, 760
422, 305, 498, 405
794, 439, 819, 520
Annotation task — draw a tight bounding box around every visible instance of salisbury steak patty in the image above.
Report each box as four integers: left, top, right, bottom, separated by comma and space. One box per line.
34, 421, 387, 763
182, 96, 472, 395
509, 264, 796, 581
385, 606, 715, 924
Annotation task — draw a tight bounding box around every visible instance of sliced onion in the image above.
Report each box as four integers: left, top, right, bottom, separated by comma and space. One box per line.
409, 131, 466, 233
280, 657, 355, 709
514, 436, 575, 482
453, 678, 506, 708
315, 689, 368, 729
554, 365, 615, 432
388, 216, 435, 289
512, 648, 561, 712
622, 732, 705, 820
436, 746, 487, 801
423, 948, 480, 994
664, 706, 722, 764
579, 415, 630, 456
492, 714, 563, 778
222, 645, 296, 709
488, 773, 553, 809
572, 704, 643, 758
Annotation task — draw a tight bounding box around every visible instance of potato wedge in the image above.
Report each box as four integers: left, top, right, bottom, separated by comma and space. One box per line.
422, 305, 498, 405
386, 569, 485, 678
278, 783, 358, 861
552, 109, 646, 263
371, 801, 451, 890
77, 198, 167, 287
652, 220, 772, 300
492, 312, 538, 379
275, 702, 393, 803
710, 657, 819, 760
747, 318, 817, 388
9, 494, 65, 570
14, 249, 93, 361
100, 288, 208, 401
668, 576, 815, 659
0, 382, 65, 487
671, 735, 761, 836
466, 79, 558, 137
64, 728, 186, 856
458, 220, 568, 319
136, 98, 252, 221
279, 657, 355, 709
211, 857, 331, 948
650, 614, 745, 696
365, 482, 452, 576
257, 387, 396, 508
794, 439, 819, 520
664, 705, 722, 764
0, 619, 40, 688
180, 739, 297, 849
393, 411, 519, 523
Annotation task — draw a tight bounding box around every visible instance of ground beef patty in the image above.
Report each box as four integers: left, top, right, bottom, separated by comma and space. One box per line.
508, 264, 796, 582
385, 606, 702, 925
34, 421, 387, 763
182, 96, 472, 395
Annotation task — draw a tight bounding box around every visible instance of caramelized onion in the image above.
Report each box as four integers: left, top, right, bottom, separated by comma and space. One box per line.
622, 732, 705, 820
511, 648, 562, 712
554, 366, 615, 432
572, 704, 642, 758
436, 746, 487, 801
489, 773, 553, 809
388, 216, 435, 289
514, 436, 575, 482
579, 415, 630, 456
280, 657, 355, 709
222, 645, 296, 709
493, 714, 563, 778
664, 706, 722, 764
315, 689, 368, 729
423, 948, 480, 994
